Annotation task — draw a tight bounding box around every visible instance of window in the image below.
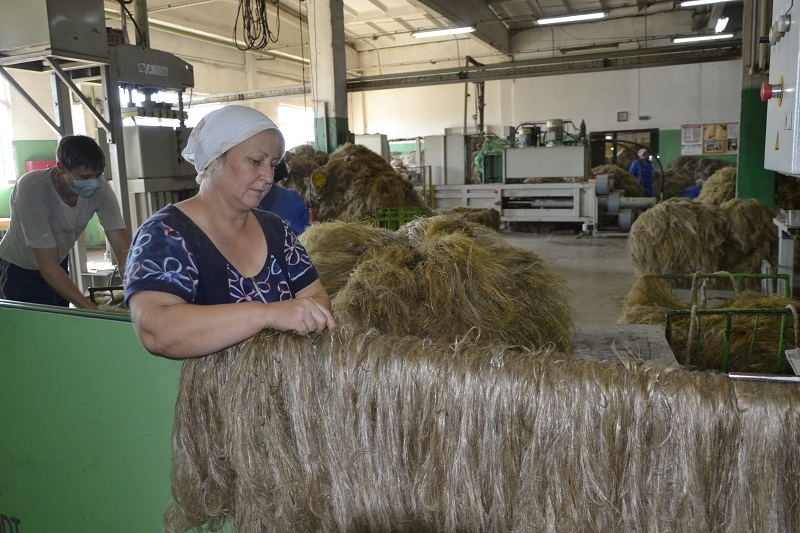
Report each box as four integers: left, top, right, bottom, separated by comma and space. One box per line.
277, 104, 313, 151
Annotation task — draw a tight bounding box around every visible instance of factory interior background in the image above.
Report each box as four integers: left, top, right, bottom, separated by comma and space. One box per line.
5, 0, 800, 531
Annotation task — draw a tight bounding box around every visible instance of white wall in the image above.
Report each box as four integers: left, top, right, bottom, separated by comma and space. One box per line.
349, 60, 743, 140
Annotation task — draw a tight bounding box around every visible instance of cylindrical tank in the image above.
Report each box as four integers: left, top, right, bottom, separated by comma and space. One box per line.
518, 127, 533, 147
546, 119, 564, 146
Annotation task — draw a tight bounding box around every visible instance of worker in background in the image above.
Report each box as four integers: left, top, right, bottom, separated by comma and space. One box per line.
124, 105, 335, 359
258, 159, 311, 235
0, 135, 129, 309
680, 178, 705, 200
629, 148, 654, 197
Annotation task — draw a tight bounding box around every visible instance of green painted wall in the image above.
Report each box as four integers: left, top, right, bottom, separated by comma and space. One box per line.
0, 303, 181, 531
314, 116, 350, 153
11, 140, 58, 179
737, 85, 774, 206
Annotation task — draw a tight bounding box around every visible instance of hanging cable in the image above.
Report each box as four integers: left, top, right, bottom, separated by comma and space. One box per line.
234, 0, 281, 51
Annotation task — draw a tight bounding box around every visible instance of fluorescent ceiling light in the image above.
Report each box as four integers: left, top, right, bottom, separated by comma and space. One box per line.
412, 26, 475, 38
680, 0, 737, 7
672, 33, 734, 43
715, 16, 729, 33
536, 12, 605, 25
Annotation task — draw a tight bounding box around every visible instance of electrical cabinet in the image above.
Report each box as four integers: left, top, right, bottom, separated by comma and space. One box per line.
763, 0, 800, 176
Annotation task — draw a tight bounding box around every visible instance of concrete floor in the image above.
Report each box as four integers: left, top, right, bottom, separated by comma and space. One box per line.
500, 230, 637, 325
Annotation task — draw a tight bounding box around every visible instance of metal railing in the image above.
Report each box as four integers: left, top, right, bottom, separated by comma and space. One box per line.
661, 273, 794, 373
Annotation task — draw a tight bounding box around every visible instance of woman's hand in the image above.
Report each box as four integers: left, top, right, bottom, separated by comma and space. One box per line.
265, 296, 336, 335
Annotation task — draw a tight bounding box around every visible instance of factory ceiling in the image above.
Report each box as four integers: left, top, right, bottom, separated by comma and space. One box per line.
102, 0, 746, 91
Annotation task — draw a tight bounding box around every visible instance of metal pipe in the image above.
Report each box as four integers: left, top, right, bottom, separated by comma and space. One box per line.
134, 0, 151, 48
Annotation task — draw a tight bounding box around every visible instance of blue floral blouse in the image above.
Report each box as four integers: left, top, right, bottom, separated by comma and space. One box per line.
123, 205, 319, 305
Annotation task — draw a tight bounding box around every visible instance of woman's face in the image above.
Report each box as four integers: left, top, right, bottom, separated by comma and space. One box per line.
212, 129, 284, 208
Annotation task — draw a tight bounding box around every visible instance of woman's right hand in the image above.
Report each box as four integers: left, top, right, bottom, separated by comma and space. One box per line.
265, 296, 336, 335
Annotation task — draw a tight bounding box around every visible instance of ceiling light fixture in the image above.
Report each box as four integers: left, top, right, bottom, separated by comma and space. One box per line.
412, 26, 475, 38
672, 33, 734, 43
536, 12, 605, 25
715, 16, 730, 33
680, 0, 737, 7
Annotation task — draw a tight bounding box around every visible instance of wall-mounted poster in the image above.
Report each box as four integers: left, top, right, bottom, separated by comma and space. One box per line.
681, 123, 738, 155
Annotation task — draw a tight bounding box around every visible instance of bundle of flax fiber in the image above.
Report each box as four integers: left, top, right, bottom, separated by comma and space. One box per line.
627, 197, 776, 276
618, 274, 799, 373
308, 143, 429, 222
165, 328, 800, 533
301, 214, 574, 352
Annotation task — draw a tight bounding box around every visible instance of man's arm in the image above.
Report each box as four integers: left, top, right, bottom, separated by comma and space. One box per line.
105, 228, 130, 279
31, 246, 97, 309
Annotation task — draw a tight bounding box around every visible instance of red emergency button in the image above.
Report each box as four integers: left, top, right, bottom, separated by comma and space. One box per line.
761, 81, 783, 102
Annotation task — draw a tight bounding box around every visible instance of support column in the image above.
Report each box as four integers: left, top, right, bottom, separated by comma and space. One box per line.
307, 0, 349, 152
737, 0, 775, 206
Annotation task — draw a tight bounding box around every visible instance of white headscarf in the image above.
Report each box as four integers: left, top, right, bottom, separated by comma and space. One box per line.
182, 105, 283, 176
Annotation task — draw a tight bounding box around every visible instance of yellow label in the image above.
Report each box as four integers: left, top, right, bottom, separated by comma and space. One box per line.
776, 132, 780, 150
312, 171, 327, 189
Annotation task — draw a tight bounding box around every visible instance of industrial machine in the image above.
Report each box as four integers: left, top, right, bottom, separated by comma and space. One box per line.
0, 0, 196, 287
426, 119, 654, 233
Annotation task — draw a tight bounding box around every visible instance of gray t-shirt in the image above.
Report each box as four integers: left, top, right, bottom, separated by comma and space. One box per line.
0, 168, 126, 270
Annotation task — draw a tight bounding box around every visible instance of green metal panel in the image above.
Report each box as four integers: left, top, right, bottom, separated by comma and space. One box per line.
0, 302, 181, 531
737, 85, 775, 206
314, 116, 349, 153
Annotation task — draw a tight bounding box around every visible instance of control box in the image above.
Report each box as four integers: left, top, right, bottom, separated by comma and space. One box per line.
763, 0, 800, 176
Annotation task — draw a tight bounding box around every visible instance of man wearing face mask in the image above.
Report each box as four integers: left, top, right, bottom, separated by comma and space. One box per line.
0, 135, 129, 309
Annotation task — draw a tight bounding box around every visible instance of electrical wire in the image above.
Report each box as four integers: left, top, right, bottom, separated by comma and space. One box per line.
234, 0, 281, 51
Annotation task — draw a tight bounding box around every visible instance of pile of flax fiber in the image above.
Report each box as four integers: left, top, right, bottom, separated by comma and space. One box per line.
618, 275, 799, 373
627, 197, 776, 276
306, 143, 430, 222
166, 328, 800, 533
300, 214, 574, 352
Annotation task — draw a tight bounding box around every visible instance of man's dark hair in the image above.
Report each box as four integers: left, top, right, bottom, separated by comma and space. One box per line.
56, 135, 105, 172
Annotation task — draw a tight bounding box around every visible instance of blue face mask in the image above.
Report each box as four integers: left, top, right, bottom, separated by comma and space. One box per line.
66, 170, 103, 198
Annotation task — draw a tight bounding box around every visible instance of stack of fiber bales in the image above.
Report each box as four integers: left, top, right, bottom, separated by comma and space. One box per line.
687, 166, 800, 210
166, 328, 800, 533
662, 156, 732, 199
591, 164, 642, 197
300, 215, 574, 352
627, 197, 776, 276
309, 143, 430, 222
439, 206, 501, 231
618, 275, 796, 373
695, 166, 736, 204
282, 144, 328, 199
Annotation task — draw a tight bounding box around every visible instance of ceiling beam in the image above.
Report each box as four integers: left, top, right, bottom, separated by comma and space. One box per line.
411, 0, 510, 55
347, 42, 742, 91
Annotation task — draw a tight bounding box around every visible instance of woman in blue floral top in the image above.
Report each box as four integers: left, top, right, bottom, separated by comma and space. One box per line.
124, 105, 335, 358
